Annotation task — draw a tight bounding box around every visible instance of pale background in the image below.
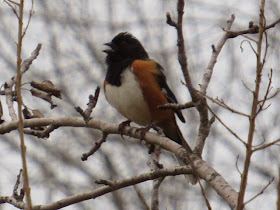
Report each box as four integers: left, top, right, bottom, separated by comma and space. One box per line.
0, 1, 279, 209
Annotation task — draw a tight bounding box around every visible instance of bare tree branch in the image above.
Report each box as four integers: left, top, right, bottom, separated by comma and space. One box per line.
237, 1, 267, 209
0, 117, 239, 209
207, 105, 247, 146
75, 86, 100, 122
244, 178, 274, 205
16, 1, 34, 207
226, 17, 280, 38
4, 43, 42, 121
148, 145, 164, 210
133, 185, 150, 210
1, 166, 193, 209
81, 132, 108, 161
200, 14, 235, 94
202, 92, 250, 117
157, 101, 196, 111
252, 138, 280, 152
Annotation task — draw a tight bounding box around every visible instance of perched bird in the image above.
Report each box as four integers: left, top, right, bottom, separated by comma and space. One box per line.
103, 32, 191, 153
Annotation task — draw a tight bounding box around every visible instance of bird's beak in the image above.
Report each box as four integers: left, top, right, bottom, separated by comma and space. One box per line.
103, 42, 114, 54
104, 42, 114, 48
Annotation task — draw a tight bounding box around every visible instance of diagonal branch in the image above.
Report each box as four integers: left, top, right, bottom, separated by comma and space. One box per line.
0, 117, 239, 209
1, 166, 192, 210
81, 132, 108, 161
200, 14, 235, 94
252, 138, 280, 152
207, 105, 247, 146
244, 177, 274, 206
4, 43, 42, 122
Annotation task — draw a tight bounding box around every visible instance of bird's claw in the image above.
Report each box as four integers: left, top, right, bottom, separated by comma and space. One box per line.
136, 124, 153, 140
118, 120, 131, 139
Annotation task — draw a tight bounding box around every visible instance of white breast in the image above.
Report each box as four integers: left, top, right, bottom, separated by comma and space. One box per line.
105, 68, 151, 125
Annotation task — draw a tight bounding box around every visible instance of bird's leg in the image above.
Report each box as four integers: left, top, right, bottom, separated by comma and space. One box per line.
118, 120, 131, 139
137, 124, 163, 154
136, 124, 154, 153
136, 123, 158, 140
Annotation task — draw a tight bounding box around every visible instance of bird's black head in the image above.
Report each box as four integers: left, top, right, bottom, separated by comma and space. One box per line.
103, 32, 149, 66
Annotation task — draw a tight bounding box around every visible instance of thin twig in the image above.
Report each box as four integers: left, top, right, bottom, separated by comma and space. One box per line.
241, 34, 258, 43
81, 132, 108, 161
252, 138, 280, 152
201, 92, 250, 117
235, 155, 242, 176
197, 180, 212, 210
166, 12, 177, 27
157, 101, 196, 111
244, 178, 274, 205
4, 0, 19, 18
7, 0, 20, 5
207, 105, 247, 146
257, 69, 273, 115
16, 0, 32, 208
264, 18, 280, 31
75, 86, 100, 122
133, 185, 150, 210
83, 87, 100, 120
240, 40, 258, 55
22, 0, 34, 38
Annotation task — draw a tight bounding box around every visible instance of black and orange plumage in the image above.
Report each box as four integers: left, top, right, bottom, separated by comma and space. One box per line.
103, 32, 191, 153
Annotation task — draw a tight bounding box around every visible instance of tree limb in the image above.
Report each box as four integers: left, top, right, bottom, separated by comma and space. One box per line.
1, 166, 192, 210
0, 117, 239, 209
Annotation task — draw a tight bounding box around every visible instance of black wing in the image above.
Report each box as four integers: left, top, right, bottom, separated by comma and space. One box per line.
154, 63, 185, 123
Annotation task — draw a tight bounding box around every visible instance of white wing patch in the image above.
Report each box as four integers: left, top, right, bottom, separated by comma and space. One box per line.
105, 67, 151, 125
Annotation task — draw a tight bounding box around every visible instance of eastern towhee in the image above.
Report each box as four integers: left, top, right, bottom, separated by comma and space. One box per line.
103, 32, 191, 153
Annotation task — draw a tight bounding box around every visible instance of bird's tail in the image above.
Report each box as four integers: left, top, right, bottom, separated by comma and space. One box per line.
158, 119, 197, 185
157, 118, 191, 152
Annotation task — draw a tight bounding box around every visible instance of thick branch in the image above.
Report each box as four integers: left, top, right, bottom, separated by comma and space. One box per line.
0, 117, 239, 209
200, 14, 235, 94
167, 0, 211, 157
